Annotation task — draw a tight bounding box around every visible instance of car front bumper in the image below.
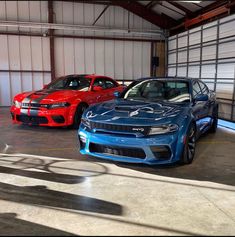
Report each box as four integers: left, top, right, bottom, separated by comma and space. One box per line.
10, 105, 75, 127
78, 127, 185, 165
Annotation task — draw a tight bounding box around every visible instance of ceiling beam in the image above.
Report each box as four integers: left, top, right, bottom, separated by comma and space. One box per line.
185, 5, 229, 28
168, 2, 193, 16
92, 4, 109, 25
170, 0, 235, 34
113, 1, 177, 29
158, 2, 185, 17
145, 1, 159, 9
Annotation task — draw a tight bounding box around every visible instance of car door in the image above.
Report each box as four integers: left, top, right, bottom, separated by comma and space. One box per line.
103, 78, 120, 100
191, 80, 208, 133
198, 81, 213, 131
91, 77, 109, 103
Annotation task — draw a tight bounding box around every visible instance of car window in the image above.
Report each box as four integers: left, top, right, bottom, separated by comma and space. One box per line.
47, 76, 91, 91
192, 81, 202, 98
105, 79, 117, 89
198, 81, 209, 95
123, 80, 190, 103
93, 78, 106, 89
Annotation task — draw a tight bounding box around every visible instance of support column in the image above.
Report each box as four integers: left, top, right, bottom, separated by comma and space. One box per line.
48, 0, 55, 81
156, 41, 165, 77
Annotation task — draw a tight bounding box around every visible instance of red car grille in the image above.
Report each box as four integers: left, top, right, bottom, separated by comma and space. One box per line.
22, 103, 49, 109
16, 115, 48, 124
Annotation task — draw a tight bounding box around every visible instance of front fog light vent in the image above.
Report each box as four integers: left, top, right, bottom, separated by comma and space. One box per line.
151, 146, 171, 160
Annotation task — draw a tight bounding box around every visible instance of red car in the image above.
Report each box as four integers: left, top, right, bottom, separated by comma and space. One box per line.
10, 74, 125, 128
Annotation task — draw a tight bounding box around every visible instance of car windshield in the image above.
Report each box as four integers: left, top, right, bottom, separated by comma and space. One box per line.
47, 76, 91, 91
123, 80, 190, 103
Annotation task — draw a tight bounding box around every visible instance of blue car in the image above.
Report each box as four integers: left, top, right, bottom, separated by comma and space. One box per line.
78, 77, 218, 165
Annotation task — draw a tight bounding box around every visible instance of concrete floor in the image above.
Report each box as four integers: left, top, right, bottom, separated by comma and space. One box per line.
0, 107, 235, 236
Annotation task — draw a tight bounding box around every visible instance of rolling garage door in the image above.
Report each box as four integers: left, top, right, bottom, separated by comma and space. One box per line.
168, 14, 235, 122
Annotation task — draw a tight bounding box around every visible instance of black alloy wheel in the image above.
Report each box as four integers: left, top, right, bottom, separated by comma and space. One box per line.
73, 103, 88, 129
180, 124, 196, 165
209, 105, 218, 133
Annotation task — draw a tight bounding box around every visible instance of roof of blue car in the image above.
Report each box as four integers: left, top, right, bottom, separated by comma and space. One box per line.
136, 77, 195, 81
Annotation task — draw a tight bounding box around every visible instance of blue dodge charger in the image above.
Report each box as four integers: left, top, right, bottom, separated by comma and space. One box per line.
78, 77, 218, 165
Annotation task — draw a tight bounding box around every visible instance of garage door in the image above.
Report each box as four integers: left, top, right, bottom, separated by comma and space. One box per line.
168, 14, 235, 122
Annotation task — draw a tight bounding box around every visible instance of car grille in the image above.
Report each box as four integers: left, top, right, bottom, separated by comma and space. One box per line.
89, 121, 151, 136
89, 143, 146, 159
16, 115, 48, 124
22, 103, 49, 109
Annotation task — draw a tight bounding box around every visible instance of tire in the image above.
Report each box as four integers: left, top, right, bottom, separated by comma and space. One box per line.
209, 105, 218, 133
73, 103, 88, 129
180, 123, 196, 165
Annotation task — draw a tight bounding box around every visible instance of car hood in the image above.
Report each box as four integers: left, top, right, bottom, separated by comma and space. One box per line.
14, 89, 82, 104
84, 99, 188, 126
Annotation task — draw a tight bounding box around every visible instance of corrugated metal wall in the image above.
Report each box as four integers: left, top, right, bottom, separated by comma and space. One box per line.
0, 1, 158, 106
55, 38, 151, 80
53, 1, 153, 79
0, 35, 51, 106
168, 14, 235, 121
0, 1, 51, 106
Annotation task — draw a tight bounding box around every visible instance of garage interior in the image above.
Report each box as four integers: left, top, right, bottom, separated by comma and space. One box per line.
0, 0, 235, 236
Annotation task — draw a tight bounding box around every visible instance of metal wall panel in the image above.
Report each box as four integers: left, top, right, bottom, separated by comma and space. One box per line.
0, 1, 152, 106
0, 35, 50, 106
55, 38, 151, 81
168, 14, 235, 121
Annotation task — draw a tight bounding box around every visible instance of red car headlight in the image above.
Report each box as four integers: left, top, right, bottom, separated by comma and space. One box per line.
48, 102, 71, 109
13, 100, 21, 108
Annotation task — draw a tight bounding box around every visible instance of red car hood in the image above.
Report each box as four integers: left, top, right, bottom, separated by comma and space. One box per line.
14, 89, 82, 104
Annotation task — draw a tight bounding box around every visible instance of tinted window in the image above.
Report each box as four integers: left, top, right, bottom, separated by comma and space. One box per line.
93, 78, 106, 89
47, 76, 91, 91
105, 79, 117, 89
123, 80, 190, 103
193, 81, 201, 98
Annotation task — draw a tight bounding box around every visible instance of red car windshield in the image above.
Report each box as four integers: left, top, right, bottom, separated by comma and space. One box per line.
47, 76, 91, 91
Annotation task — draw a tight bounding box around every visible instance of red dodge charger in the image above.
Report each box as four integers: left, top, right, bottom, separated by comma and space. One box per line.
10, 74, 124, 128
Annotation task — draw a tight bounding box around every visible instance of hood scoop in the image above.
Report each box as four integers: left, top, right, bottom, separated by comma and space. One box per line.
114, 106, 138, 111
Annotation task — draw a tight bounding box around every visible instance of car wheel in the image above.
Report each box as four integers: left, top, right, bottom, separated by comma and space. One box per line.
209, 105, 218, 133
73, 103, 88, 129
180, 124, 196, 165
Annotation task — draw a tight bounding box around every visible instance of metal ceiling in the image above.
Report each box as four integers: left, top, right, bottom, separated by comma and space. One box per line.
72, 0, 235, 34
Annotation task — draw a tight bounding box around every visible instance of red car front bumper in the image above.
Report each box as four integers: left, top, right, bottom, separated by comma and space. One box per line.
10, 105, 76, 127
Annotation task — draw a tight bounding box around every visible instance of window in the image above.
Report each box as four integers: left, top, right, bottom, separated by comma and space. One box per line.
105, 79, 117, 89
93, 78, 117, 89
123, 80, 190, 103
193, 81, 201, 98
93, 78, 106, 89
47, 76, 91, 91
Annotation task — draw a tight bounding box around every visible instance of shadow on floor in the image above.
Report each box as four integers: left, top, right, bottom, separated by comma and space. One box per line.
85, 131, 235, 187
0, 182, 123, 216
0, 213, 75, 236
0, 154, 108, 184
0, 166, 85, 184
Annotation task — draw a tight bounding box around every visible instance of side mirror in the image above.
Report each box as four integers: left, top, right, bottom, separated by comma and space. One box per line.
43, 84, 48, 89
195, 94, 209, 102
93, 86, 103, 92
113, 91, 120, 98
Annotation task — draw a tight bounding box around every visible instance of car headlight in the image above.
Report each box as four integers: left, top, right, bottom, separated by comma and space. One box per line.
48, 102, 70, 109
149, 124, 178, 135
13, 100, 21, 108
